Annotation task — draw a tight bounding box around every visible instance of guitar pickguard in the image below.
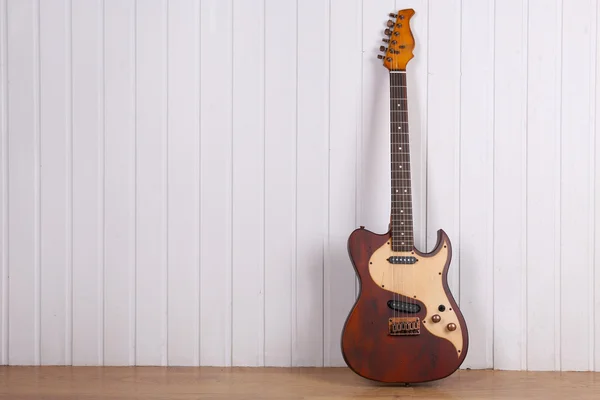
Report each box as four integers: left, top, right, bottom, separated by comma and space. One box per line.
368, 237, 463, 355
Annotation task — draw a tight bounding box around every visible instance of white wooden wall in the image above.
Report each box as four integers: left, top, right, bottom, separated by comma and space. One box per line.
1, 0, 599, 371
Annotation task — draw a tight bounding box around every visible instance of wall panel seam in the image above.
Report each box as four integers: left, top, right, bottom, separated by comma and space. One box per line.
554, 0, 563, 372
291, 0, 298, 367
521, 0, 529, 372
131, 0, 137, 366
0, 0, 8, 367
260, 0, 266, 368
589, 0, 598, 373
489, 0, 496, 369
66, 0, 73, 367
227, 0, 234, 367
455, 0, 462, 307
323, 0, 331, 368
34, 0, 41, 366
99, 0, 106, 366
163, 0, 169, 367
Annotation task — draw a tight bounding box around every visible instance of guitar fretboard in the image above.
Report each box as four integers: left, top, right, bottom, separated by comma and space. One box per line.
389, 71, 413, 252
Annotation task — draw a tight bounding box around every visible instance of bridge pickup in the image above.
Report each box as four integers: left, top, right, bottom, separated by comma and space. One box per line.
387, 300, 421, 313
388, 317, 420, 336
387, 256, 417, 264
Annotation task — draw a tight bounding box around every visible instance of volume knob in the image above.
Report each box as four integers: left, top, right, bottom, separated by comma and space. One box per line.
447, 323, 457, 332
431, 315, 441, 323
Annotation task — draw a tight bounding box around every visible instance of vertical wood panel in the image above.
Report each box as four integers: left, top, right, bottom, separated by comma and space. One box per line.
39, 0, 70, 365
135, 0, 168, 366
596, 0, 600, 372
427, 0, 461, 295
325, 0, 361, 367
360, 0, 394, 233
263, 0, 296, 367
0, 0, 9, 366
71, 0, 104, 366
7, 0, 40, 365
295, 0, 329, 367
561, 0, 593, 371
199, 0, 233, 367
104, 0, 136, 366
167, 0, 200, 366
527, 0, 560, 371
459, 0, 494, 370
589, 0, 598, 373
399, 0, 428, 252
231, 0, 265, 367
493, 0, 527, 371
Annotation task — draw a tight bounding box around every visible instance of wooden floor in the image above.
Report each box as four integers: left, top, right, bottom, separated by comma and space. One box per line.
0, 367, 599, 399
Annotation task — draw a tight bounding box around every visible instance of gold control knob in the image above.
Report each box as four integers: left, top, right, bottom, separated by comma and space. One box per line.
447, 323, 457, 332
431, 314, 441, 323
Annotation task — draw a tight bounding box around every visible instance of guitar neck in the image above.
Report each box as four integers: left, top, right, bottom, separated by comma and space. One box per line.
389, 70, 414, 252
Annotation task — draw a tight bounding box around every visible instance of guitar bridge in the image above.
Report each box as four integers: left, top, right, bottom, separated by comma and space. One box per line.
388, 317, 420, 336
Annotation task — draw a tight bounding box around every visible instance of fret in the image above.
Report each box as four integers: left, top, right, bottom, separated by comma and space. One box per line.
389, 71, 413, 251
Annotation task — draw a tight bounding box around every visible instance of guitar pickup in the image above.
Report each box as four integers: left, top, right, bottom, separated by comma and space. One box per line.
387, 256, 417, 264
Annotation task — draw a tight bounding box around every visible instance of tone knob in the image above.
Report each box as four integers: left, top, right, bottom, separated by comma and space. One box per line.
431, 315, 441, 323
447, 323, 457, 332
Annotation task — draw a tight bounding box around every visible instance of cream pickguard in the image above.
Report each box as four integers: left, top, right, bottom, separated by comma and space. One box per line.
368, 236, 463, 355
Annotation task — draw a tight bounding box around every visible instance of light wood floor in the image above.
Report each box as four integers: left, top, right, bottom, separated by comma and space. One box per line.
0, 367, 599, 399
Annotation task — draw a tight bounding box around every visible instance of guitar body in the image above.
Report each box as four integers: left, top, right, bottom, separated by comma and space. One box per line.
341, 227, 468, 383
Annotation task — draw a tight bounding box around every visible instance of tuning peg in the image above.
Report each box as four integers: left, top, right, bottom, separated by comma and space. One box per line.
384, 29, 392, 36
386, 20, 395, 27
382, 38, 389, 43
389, 13, 398, 18
379, 46, 387, 52
377, 54, 385, 60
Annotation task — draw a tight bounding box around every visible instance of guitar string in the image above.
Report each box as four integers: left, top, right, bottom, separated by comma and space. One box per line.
389, 62, 395, 324
394, 56, 400, 324
393, 52, 401, 324
400, 67, 411, 322
390, 56, 397, 324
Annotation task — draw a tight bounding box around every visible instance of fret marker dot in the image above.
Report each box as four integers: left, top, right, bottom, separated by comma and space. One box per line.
404, 190, 407, 193
399, 165, 402, 168
401, 210, 404, 213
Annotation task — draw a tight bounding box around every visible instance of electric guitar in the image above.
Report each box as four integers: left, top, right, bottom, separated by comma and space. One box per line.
340, 9, 468, 384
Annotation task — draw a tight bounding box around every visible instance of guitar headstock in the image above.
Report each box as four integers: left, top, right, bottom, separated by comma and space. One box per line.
377, 9, 415, 71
